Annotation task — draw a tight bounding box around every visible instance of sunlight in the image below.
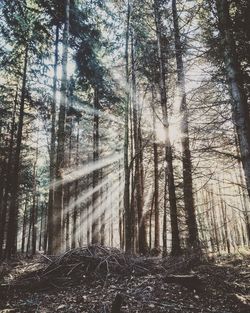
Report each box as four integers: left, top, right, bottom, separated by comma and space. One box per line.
73, 178, 124, 244
64, 169, 123, 215
53, 152, 123, 188
155, 116, 181, 145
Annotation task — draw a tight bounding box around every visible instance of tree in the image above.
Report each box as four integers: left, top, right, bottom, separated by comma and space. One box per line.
154, 0, 181, 255
52, 0, 70, 254
214, 0, 250, 201
172, 0, 200, 251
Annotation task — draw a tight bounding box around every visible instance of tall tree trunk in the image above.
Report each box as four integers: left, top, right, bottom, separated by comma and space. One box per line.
72, 120, 80, 249
152, 96, 160, 251
162, 172, 168, 257
100, 170, 105, 246
0, 89, 18, 258
26, 207, 32, 255
154, 0, 181, 256
216, 0, 250, 198
172, 0, 200, 251
43, 205, 48, 252
118, 158, 124, 249
6, 45, 29, 258
124, 0, 132, 253
21, 196, 28, 254
47, 25, 59, 255
39, 203, 44, 251
31, 143, 39, 255
131, 34, 147, 254
64, 117, 73, 251
92, 88, 100, 244
53, 0, 70, 254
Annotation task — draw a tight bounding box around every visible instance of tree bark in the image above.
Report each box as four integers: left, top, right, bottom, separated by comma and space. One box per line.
154, 0, 181, 256
31, 143, 39, 255
172, 0, 200, 251
92, 88, 100, 244
72, 120, 80, 249
152, 95, 160, 251
53, 0, 70, 254
124, 0, 132, 253
21, 196, 28, 254
131, 34, 147, 254
47, 25, 59, 255
0, 89, 18, 258
5, 45, 29, 258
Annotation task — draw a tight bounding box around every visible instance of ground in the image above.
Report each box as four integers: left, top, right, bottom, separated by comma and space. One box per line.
0, 247, 250, 313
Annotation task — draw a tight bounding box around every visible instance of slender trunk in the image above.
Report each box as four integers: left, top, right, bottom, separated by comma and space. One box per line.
149, 192, 155, 250
43, 205, 48, 252
221, 199, 231, 254
0, 89, 18, 257
53, 0, 70, 254
72, 121, 80, 249
21, 196, 28, 253
163, 165, 168, 256
172, 0, 199, 251
154, 1, 181, 255
210, 191, 220, 253
92, 88, 100, 244
152, 97, 160, 251
118, 158, 124, 249
39, 204, 44, 251
6, 45, 29, 258
26, 208, 32, 255
47, 25, 59, 254
124, 0, 132, 253
100, 171, 105, 246
131, 34, 147, 254
31, 143, 39, 255
65, 117, 73, 250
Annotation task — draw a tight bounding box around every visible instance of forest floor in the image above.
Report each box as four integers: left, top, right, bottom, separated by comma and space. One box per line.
0, 246, 250, 313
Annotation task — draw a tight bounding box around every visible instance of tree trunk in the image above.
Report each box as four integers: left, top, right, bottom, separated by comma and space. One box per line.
5, 45, 29, 258
91, 88, 100, 244
21, 196, 28, 254
154, 0, 181, 256
92, 88, 100, 244
65, 117, 73, 251
131, 34, 147, 254
31, 143, 39, 255
72, 121, 80, 249
124, 0, 132, 253
39, 203, 44, 251
47, 25, 59, 255
0, 89, 18, 258
172, 0, 200, 251
53, 0, 70, 254
152, 97, 160, 251
100, 171, 105, 246
118, 158, 124, 249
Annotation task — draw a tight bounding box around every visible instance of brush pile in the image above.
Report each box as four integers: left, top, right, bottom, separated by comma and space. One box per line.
1, 245, 162, 291
41, 245, 159, 281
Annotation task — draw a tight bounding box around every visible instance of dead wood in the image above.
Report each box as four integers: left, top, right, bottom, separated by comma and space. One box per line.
164, 274, 204, 292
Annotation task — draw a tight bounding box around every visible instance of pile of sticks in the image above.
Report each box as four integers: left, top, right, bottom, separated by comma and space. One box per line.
41, 245, 156, 279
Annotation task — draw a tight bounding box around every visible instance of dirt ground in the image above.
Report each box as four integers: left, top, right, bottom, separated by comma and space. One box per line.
0, 248, 249, 313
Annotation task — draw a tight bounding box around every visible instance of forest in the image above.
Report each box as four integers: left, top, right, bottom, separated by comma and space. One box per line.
0, 0, 249, 312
